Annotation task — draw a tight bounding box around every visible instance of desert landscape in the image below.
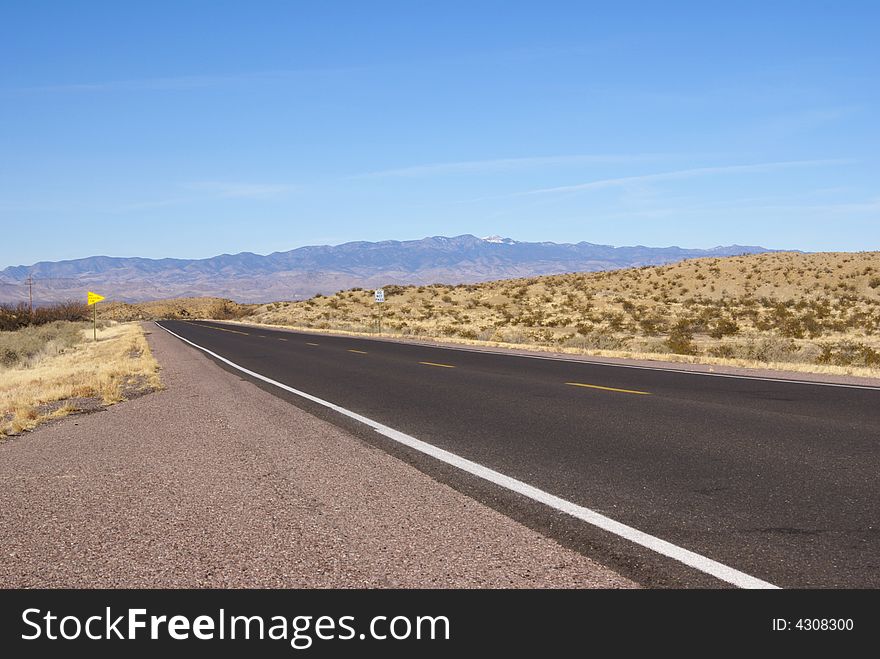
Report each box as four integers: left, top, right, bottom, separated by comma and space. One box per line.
14, 249, 880, 438
3, 0, 877, 643
0, 303, 161, 437
93, 250, 880, 378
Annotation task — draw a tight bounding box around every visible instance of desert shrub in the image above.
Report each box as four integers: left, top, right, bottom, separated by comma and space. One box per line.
32, 301, 90, 324
638, 316, 665, 335
741, 338, 800, 363
708, 344, 736, 358
709, 317, 739, 339
799, 312, 823, 338
665, 321, 698, 355
208, 300, 251, 320
0, 321, 88, 368
563, 331, 626, 351
0, 303, 30, 331
0, 301, 89, 331
602, 312, 625, 331
777, 315, 805, 338
816, 341, 880, 367
497, 329, 529, 344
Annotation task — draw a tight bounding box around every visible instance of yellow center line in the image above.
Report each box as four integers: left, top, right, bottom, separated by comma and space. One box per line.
566, 382, 651, 395
419, 361, 455, 368
348, 349, 368, 354
278, 338, 288, 341
191, 323, 249, 336
306, 342, 320, 346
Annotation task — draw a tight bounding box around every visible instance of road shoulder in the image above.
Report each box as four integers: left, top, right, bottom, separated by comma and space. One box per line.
0, 322, 635, 588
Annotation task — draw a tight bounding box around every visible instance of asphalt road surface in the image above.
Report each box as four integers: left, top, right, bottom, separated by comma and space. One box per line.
157, 320, 880, 588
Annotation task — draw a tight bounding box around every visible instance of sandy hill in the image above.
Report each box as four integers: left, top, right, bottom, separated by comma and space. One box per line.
101, 297, 256, 322
246, 251, 880, 373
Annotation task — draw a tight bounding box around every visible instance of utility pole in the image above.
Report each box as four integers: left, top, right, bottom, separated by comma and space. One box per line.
25, 275, 34, 318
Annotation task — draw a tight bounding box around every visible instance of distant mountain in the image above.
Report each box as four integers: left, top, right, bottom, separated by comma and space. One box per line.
0, 235, 776, 304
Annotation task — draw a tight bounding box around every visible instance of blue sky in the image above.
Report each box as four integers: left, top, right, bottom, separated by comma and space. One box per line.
1, 0, 878, 267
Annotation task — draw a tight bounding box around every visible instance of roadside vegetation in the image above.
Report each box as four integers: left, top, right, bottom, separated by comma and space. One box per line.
0, 300, 89, 331
0, 321, 92, 369
242, 251, 880, 378
101, 297, 256, 321
0, 320, 161, 438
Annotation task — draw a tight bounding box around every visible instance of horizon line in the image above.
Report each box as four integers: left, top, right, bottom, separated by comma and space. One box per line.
0, 234, 810, 272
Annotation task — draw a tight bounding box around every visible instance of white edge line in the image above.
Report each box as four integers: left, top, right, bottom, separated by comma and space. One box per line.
155, 321, 780, 590
195, 321, 880, 392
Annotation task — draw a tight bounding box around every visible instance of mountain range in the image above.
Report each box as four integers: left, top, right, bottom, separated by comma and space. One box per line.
0, 235, 774, 304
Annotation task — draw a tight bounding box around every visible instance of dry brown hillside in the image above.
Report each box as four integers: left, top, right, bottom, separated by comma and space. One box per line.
245, 251, 880, 374
102, 297, 256, 322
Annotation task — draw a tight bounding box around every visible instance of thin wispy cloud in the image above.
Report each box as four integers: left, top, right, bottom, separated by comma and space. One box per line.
110, 181, 301, 212
184, 181, 301, 199
114, 197, 198, 212
522, 159, 853, 196
4, 67, 359, 95
566, 194, 880, 227
750, 106, 861, 139
735, 198, 880, 214
352, 154, 675, 179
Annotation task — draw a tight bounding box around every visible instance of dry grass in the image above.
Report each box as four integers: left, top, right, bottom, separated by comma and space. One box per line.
0, 321, 91, 368
0, 322, 161, 437
241, 251, 880, 378
102, 297, 256, 322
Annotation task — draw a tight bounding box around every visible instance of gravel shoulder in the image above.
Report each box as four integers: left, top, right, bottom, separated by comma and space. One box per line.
0, 322, 635, 588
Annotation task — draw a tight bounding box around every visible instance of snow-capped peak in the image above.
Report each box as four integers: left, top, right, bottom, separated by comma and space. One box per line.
481, 235, 516, 244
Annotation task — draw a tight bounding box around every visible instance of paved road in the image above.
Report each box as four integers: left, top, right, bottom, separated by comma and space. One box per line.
1, 325, 632, 588
158, 320, 880, 588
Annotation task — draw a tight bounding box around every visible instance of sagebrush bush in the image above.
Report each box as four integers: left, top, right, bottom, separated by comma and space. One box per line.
709, 317, 739, 339
0, 321, 89, 368
817, 341, 880, 367
563, 331, 626, 351
665, 320, 698, 355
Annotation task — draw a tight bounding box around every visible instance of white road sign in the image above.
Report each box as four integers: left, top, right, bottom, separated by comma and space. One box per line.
374, 289, 385, 303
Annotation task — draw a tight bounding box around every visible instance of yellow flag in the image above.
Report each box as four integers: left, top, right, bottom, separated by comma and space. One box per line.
87, 291, 105, 305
